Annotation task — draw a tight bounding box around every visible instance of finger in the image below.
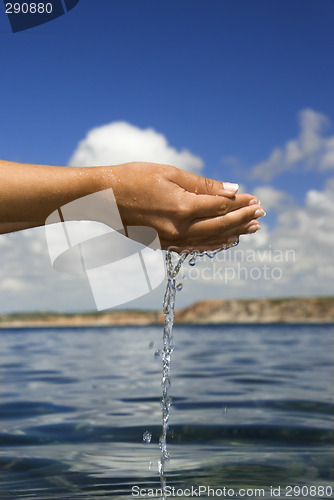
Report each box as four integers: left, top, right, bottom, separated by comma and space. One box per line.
170, 169, 239, 197
187, 204, 265, 238
216, 218, 261, 242
184, 192, 259, 219
171, 219, 261, 253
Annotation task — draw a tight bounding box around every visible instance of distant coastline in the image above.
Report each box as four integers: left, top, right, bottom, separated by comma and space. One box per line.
1, 297, 333, 328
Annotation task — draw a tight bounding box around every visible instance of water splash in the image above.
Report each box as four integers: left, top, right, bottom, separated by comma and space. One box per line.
158, 250, 187, 494
143, 431, 152, 443
158, 242, 238, 498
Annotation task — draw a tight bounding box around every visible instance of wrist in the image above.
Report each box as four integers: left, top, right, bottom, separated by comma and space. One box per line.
92, 165, 118, 193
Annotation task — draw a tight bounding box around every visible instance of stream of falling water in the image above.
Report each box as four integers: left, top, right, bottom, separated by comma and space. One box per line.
158, 244, 238, 498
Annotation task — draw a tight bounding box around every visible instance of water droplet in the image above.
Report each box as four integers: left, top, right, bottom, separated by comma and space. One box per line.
223, 406, 227, 416
154, 350, 161, 358
188, 257, 196, 267
143, 431, 152, 443
148, 461, 153, 469
149, 340, 154, 349
176, 283, 183, 291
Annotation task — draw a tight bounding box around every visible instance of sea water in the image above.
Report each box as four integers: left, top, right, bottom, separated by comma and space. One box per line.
1, 248, 333, 499
0, 323, 333, 499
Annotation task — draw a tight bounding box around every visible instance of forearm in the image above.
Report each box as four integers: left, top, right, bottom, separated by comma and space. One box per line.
0, 159, 264, 250
0, 159, 104, 233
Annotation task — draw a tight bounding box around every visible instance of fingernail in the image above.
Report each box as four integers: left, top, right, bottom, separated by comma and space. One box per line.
223, 182, 239, 192
249, 198, 259, 205
227, 237, 239, 244
255, 208, 266, 217
248, 224, 260, 233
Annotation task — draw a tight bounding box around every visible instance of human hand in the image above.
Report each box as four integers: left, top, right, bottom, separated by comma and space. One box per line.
98, 162, 265, 252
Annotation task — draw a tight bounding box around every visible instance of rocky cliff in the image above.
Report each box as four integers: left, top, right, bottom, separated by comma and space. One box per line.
174, 297, 334, 324
0, 297, 333, 327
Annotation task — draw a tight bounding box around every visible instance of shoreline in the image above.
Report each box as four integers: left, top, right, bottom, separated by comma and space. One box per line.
1, 297, 333, 328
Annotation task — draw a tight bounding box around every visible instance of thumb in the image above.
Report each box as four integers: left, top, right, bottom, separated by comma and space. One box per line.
173, 169, 239, 197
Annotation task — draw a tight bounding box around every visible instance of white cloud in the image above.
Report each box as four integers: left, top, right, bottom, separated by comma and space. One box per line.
1, 277, 26, 293
253, 186, 291, 211
0, 122, 204, 313
68, 121, 204, 173
321, 136, 334, 170
1, 119, 334, 313
252, 109, 334, 181
1, 179, 334, 310
0, 228, 94, 313
221, 155, 242, 168
249, 179, 334, 295
174, 178, 334, 302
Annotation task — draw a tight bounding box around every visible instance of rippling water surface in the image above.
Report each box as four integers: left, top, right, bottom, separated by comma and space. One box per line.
0, 324, 333, 499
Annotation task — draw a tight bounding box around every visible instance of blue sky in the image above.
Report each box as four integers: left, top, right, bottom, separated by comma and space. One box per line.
1, 0, 334, 312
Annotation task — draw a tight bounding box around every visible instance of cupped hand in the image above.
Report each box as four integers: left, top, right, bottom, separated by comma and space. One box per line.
99, 162, 265, 251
